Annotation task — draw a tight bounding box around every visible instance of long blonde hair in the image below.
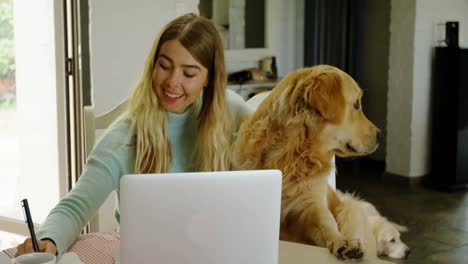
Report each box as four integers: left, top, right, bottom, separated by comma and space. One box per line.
129, 13, 231, 173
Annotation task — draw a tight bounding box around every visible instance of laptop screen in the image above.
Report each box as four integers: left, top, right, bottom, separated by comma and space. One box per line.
119, 170, 282, 264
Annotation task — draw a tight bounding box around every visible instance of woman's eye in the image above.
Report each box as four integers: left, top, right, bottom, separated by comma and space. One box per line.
159, 63, 170, 70
354, 100, 360, 110
184, 72, 196, 78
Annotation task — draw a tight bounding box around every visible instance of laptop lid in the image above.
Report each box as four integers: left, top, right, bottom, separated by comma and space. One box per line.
119, 170, 282, 264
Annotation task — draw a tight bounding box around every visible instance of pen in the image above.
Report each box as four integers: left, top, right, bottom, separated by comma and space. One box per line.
21, 199, 39, 252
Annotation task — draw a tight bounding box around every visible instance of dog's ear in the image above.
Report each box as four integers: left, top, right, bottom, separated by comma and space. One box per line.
390, 222, 409, 233
304, 71, 345, 122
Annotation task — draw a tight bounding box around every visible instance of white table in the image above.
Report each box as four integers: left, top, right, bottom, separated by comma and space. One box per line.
2, 241, 394, 264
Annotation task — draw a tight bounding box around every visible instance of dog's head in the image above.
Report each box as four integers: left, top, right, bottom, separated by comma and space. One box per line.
269, 65, 381, 157
372, 217, 410, 259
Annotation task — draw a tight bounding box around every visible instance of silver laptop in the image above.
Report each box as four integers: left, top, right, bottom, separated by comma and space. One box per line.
119, 170, 282, 264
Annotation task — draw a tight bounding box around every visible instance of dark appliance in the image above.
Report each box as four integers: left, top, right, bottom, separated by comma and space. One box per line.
426, 45, 468, 190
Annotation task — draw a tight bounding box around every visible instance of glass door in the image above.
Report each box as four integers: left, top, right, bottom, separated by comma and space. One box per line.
0, 0, 68, 249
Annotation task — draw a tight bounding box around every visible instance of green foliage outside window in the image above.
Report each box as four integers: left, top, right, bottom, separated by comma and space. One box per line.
0, 0, 15, 78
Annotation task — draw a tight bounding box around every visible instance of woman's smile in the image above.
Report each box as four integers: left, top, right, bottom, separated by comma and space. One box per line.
163, 88, 184, 101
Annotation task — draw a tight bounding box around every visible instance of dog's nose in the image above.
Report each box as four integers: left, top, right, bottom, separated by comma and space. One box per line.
376, 131, 384, 144
404, 248, 411, 259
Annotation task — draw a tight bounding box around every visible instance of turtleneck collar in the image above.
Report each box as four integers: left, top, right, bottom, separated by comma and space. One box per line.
167, 104, 194, 126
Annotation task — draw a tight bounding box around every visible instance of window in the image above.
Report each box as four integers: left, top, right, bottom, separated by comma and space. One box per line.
0, 0, 67, 239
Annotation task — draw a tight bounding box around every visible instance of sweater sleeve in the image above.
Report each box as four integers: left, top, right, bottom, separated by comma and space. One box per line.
36, 119, 135, 255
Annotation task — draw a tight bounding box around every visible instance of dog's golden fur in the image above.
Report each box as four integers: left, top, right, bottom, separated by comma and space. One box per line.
330, 189, 410, 259
232, 65, 381, 260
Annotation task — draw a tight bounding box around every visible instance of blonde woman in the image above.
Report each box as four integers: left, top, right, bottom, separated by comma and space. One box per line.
16, 13, 254, 256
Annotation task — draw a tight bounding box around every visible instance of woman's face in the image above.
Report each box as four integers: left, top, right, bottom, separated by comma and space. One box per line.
153, 39, 209, 114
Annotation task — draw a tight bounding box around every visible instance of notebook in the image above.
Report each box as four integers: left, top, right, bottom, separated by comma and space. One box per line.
119, 170, 282, 264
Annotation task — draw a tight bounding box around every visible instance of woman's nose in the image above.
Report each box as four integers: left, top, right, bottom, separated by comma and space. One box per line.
166, 71, 182, 88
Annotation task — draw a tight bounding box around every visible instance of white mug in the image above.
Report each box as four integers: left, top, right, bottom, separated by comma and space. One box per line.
13, 252, 56, 264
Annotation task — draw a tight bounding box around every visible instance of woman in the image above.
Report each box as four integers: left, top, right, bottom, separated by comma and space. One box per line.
16, 13, 254, 256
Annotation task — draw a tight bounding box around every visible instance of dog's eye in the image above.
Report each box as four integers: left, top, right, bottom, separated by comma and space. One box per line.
390, 238, 396, 243
354, 100, 360, 110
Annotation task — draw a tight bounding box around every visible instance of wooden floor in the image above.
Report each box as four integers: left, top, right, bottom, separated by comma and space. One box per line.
336, 159, 468, 264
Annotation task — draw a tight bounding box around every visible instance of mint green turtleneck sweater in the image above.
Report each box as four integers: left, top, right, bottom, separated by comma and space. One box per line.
36, 90, 254, 255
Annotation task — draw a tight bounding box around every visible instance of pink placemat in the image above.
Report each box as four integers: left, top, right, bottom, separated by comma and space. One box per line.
2, 232, 120, 264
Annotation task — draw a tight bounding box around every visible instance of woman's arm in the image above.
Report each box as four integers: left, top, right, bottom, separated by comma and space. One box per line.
33, 119, 135, 256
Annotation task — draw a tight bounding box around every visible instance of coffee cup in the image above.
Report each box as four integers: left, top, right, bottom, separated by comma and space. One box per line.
13, 252, 56, 264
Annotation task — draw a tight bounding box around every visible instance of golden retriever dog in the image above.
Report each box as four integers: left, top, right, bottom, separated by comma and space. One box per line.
232, 65, 382, 260
330, 189, 411, 260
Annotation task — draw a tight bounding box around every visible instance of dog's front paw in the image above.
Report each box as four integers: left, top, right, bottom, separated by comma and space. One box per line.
327, 239, 364, 260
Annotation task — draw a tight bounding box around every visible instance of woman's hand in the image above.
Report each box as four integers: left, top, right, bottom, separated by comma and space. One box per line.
15, 238, 57, 256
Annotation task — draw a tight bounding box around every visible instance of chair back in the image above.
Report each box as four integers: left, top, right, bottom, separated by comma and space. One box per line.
83, 98, 129, 232
84, 99, 129, 158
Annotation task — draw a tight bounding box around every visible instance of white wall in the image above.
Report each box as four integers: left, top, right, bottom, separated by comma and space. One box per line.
386, 0, 416, 177
386, 0, 468, 177
89, 0, 181, 115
